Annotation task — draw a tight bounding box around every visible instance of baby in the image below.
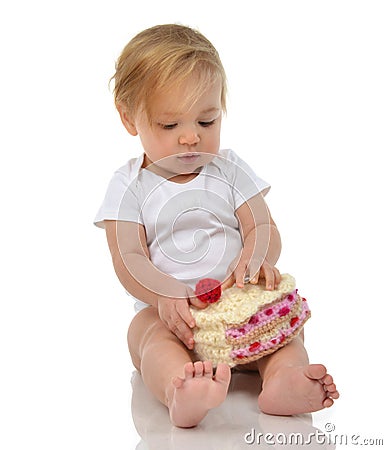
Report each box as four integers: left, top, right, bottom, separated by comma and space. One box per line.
95, 24, 339, 428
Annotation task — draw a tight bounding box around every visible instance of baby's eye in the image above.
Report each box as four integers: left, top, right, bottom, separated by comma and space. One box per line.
159, 123, 178, 130
198, 120, 216, 128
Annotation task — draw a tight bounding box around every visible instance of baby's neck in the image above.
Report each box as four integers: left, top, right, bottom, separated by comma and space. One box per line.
167, 172, 200, 184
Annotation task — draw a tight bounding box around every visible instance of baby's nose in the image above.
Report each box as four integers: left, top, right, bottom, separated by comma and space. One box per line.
178, 127, 200, 145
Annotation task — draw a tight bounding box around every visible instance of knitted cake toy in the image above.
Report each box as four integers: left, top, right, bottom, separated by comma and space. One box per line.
191, 274, 311, 367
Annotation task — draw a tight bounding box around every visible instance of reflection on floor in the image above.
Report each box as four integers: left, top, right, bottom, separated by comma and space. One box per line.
130, 369, 335, 449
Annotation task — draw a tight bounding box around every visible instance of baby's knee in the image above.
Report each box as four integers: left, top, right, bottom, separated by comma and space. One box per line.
127, 307, 157, 360
128, 307, 179, 353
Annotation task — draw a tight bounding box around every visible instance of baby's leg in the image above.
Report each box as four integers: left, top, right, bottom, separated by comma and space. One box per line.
257, 334, 339, 415
128, 307, 231, 427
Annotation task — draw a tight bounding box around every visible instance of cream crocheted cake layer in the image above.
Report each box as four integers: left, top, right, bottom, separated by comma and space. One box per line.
191, 274, 296, 328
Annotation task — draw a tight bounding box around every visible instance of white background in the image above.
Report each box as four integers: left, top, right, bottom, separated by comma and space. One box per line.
1, 1, 386, 448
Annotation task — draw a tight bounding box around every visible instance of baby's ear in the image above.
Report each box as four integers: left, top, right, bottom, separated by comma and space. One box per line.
117, 103, 138, 136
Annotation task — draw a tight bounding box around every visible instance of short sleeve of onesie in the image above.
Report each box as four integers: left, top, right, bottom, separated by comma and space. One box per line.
94, 158, 144, 228
214, 149, 270, 209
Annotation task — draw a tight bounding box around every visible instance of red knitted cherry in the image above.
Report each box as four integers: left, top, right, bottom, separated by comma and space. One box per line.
290, 316, 299, 327
195, 278, 222, 303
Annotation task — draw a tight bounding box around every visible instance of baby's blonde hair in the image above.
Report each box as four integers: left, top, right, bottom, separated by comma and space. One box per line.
112, 24, 227, 120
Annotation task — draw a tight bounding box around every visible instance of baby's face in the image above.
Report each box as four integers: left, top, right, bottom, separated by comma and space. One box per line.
134, 76, 222, 178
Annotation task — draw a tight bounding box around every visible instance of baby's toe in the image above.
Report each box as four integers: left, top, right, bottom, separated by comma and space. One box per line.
323, 397, 334, 408
325, 382, 337, 393
193, 361, 204, 376
172, 376, 184, 389
184, 362, 195, 378
321, 373, 333, 385
306, 364, 327, 380
203, 361, 213, 378
329, 390, 340, 399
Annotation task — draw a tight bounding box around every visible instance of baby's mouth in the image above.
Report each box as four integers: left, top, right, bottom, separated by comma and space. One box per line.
177, 153, 201, 164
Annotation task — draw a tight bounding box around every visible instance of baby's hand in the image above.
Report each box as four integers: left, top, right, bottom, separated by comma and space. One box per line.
247, 260, 281, 290
223, 257, 281, 291
157, 288, 207, 349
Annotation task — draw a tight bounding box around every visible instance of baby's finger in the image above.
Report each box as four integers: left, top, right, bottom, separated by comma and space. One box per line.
176, 299, 196, 328
233, 261, 247, 288
248, 257, 263, 284
273, 267, 282, 288
221, 272, 235, 290
189, 294, 208, 310
170, 316, 195, 349
261, 265, 275, 290
249, 269, 260, 284
187, 286, 207, 309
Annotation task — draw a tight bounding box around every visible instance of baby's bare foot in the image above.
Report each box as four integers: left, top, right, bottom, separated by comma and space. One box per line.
167, 361, 231, 428
258, 364, 339, 416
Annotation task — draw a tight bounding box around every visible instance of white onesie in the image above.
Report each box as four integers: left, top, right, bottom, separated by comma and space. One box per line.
94, 149, 270, 312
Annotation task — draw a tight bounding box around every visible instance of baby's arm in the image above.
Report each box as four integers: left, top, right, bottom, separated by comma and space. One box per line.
104, 220, 206, 349
226, 193, 282, 290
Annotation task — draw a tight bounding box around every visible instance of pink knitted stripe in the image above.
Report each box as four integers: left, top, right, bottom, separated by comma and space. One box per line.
226, 289, 298, 339
230, 300, 310, 360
